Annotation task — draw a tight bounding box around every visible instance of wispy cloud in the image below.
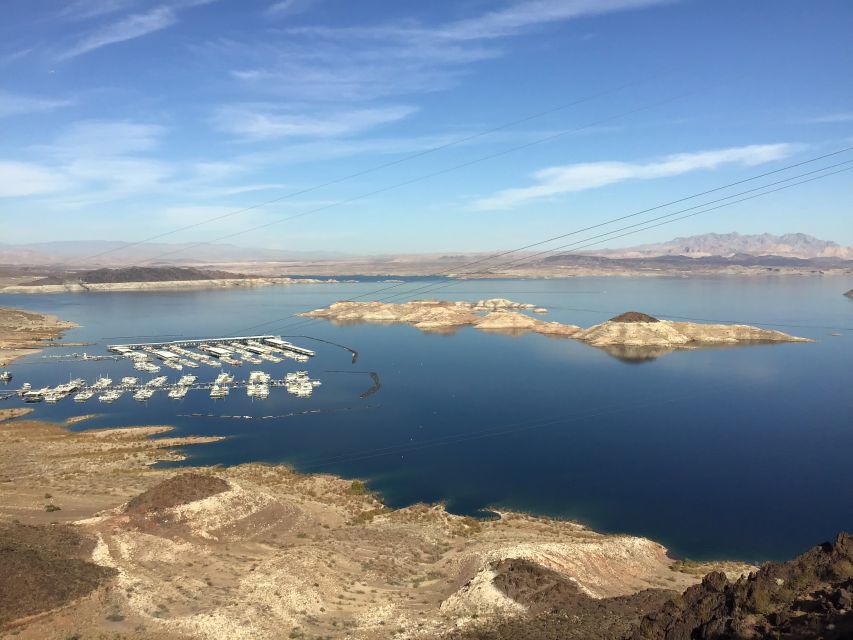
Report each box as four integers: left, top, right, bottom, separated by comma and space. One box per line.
265, 0, 316, 18
46, 120, 166, 157
472, 143, 796, 211
0, 161, 70, 197
798, 112, 853, 124
59, 0, 141, 21
0, 91, 75, 118
2, 119, 174, 202
225, 0, 669, 102
212, 104, 418, 140
0, 46, 36, 66
58, 6, 177, 60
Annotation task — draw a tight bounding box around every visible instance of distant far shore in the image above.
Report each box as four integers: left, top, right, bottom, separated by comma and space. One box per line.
0, 276, 338, 295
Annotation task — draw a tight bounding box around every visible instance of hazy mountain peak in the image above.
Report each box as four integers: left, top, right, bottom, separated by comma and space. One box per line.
598, 232, 851, 259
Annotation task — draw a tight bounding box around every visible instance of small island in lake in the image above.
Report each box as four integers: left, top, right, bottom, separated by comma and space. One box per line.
300, 300, 811, 354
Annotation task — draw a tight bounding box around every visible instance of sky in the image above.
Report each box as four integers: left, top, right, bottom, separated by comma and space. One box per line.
1, 0, 852, 255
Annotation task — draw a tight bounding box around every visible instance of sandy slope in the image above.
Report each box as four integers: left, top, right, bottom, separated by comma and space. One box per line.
0, 418, 753, 639
0, 306, 78, 367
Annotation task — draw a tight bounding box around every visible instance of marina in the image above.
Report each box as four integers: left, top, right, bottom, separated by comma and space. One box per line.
4, 335, 320, 405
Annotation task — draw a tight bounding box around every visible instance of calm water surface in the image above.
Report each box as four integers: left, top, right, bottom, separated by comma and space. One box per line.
3, 276, 852, 562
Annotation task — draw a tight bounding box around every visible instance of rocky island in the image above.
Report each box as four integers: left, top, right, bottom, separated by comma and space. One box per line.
300, 300, 812, 356
300, 298, 581, 337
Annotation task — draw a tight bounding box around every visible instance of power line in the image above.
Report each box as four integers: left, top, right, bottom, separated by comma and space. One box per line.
272, 163, 852, 334
79, 77, 657, 264
125, 88, 703, 266
231, 148, 852, 335
266, 164, 851, 335
361, 162, 853, 305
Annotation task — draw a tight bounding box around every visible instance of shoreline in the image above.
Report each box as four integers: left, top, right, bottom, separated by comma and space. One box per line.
0, 306, 78, 367
0, 275, 339, 295
0, 414, 753, 639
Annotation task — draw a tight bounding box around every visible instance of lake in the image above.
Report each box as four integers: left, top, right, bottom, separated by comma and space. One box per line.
3, 275, 852, 563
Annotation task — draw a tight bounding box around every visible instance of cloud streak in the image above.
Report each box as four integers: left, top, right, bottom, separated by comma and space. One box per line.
472, 144, 796, 211
212, 104, 418, 140
0, 91, 75, 118
227, 0, 670, 102
798, 112, 853, 124
0, 161, 70, 197
58, 6, 177, 59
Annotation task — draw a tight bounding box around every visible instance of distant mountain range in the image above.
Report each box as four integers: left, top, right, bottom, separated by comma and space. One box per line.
0, 233, 850, 269
0, 241, 346, 267
593, 232, 853, 260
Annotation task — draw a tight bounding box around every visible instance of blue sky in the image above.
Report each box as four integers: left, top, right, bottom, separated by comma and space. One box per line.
1, 0, 852, 254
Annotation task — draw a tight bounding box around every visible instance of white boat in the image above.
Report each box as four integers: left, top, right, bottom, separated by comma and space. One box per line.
20, 382, 32, 392
23, 388, 47, 402
215, 373, 234, 385
0, 371, 12, 382
92, 376, 112, 389
121, 376, 139, 387
133, 388, 155, 401
74, 389, 95, 402
247, 384, 269, 399
147, 376, 168, 387
168, 386, 188, 399
162, 359, 183, 370
178, 374, 197, 386
210, 385, 228, 399
179, 358, 199, 368
98, 389, 122, 403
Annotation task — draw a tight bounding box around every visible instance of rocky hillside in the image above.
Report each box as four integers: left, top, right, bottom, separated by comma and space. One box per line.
628, 532, 853, 640
595, 232, 852, 260
445, 533, 852, 640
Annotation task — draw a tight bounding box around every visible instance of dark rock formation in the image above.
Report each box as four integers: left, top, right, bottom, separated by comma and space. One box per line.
0, 522, 115, 627
445, 559, 674, 640
608, 311, 660, 323
627, 532, 853, 640
124, 473, 229, 514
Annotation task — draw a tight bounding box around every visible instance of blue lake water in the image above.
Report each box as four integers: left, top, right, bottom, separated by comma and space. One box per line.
2, 276, 852, 563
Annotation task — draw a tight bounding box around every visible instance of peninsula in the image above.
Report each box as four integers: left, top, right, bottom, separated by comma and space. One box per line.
0, 306, 77, 367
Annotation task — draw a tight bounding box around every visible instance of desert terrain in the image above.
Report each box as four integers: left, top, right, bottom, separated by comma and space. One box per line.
0, 413, 756, 640
0, 307, 78, 367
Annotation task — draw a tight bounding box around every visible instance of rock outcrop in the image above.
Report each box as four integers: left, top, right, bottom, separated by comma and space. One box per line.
301, 301, 811, 352
574, 315, 811, 348
627, 532, 853, 640
300, 299, 580, 338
